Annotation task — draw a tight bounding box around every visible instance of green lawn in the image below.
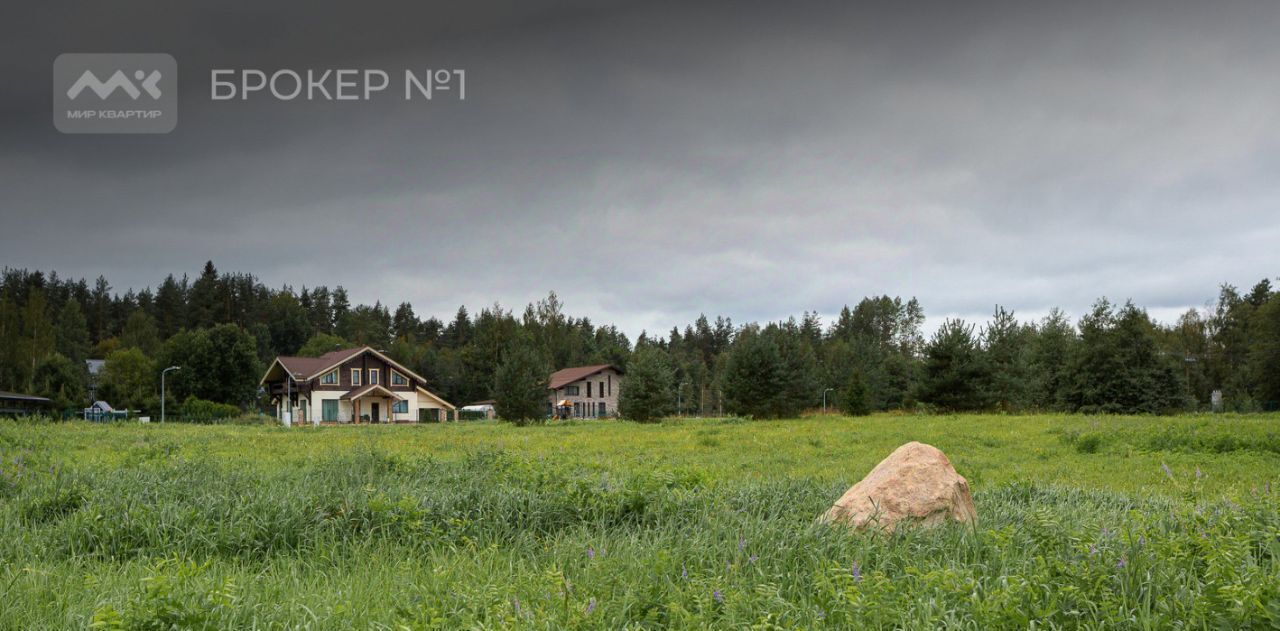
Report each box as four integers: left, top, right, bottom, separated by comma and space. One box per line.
2, 414, 1279, 628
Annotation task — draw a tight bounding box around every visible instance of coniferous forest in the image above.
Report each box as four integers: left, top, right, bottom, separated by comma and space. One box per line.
0, 261, 1277, 418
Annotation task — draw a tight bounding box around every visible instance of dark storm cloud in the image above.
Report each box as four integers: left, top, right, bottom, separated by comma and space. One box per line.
2, 0, 1278, 337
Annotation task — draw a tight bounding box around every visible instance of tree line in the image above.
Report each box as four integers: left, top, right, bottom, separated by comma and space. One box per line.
0, 262, 1276, 418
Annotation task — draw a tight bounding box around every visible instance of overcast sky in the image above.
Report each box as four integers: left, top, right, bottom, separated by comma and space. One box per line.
2, 0, 1278, 338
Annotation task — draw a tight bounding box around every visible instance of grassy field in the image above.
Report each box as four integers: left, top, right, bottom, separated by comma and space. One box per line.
2, 413, 1279, 629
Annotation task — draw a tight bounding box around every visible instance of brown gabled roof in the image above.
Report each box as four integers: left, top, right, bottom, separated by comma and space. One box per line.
340, 384, 405, 401
275, 347, 365, 379
548, 364, 620, 390
262, 346, 433, 386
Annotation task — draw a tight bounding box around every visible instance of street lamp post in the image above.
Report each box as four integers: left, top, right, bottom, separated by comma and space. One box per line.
822, 388, 835, 414
161, 366, 181, 423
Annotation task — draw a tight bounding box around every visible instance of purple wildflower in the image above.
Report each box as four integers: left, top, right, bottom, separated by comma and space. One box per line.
1137, 535, 1145, 546
681, 565, 688, 580
1089, 544, 1098, 556
585, 598, 596, 615
713, 589, 723, 604
748, 554, 758, 564
587, 546, 595, 560
512, 598, 522, 615
1195, 466, 1203, 480
851, 561, 862, 582
1116, 557, 1127, 568
1161, 462, 1173, 480
817, 608, 826, 620
738, 537, 745, 551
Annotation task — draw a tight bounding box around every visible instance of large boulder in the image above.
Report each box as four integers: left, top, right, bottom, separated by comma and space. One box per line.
819, 441, 976, 532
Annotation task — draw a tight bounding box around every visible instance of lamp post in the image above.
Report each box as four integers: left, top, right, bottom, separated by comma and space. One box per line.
822, 388, 834, 414
161, 366, 181, 423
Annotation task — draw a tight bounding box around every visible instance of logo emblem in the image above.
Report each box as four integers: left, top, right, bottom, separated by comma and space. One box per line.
54, 54, 177, 134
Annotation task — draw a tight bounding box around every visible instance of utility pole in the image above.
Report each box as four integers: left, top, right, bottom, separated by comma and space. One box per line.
822, 387, 834, 414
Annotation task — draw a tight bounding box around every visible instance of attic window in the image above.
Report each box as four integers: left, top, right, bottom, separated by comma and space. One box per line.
321, 370, 338, 385
391, 370, 408, 386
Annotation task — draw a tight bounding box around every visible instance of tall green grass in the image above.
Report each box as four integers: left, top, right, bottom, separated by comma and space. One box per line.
1, 415, 1279, 628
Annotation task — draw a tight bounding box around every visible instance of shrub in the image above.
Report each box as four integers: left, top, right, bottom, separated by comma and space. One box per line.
179, 396, 240, 420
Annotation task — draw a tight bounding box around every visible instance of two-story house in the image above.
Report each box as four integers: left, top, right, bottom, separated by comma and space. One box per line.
260, 346, 455, 424
547, 364, 623, 418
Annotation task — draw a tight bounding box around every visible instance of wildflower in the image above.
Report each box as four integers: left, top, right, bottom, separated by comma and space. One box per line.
738, 537, 745, 551
1195, 466, 1203, 480
1116, 558, 1127, 569
681, 565, 688, 580
1161, 462, 1173, 480
512, 598, 522, 615
1089, 544, 1098, 556
817, 608, 826, 620
713, 589, 723, 604
585, 598, 596, 615
1137, 535, 1145, 546
851, 561, 862, 582
587, 546, 595, 560
748, 554, 758, 564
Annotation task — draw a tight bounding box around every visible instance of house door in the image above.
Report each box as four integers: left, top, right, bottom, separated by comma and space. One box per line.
370, 402, 380, 423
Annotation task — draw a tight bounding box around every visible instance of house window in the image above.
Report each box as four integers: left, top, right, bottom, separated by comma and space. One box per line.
607, 375, 612, 396
599, 381, 604, 398
587, 381, 592, 398
598, 402, 606, 417
369, 369, 380, 385
351, 369, 361, 386
391, 370, 408, 386
322, 399, 338, 421
321, 370, 338, 385
565, 385, 580, 396
392, 400, 408, 414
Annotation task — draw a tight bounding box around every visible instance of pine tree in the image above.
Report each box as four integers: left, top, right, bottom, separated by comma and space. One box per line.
918, 319, 991, 412
187, 261, 222, 329
55, 299, 91, 365
983, 305, 1030, 411
618, 345, 674, 422
89, 275, 112, 343
154, 274, 187, 338
1027, 308, 1075, 409
722, 328, 788, 418
840, 367, 872, 416
266, 292, 311, 356
493, 338, 549, 425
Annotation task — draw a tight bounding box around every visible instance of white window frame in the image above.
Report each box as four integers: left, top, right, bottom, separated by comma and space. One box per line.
392, 400, 408, 414
369, 369, 380, 385
321, 370, 338, 385
351, 368, 362, 386
390, 370, 408, 386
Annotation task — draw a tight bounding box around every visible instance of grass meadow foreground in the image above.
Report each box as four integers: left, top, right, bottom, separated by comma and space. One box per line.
2, 414, 1280, 629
